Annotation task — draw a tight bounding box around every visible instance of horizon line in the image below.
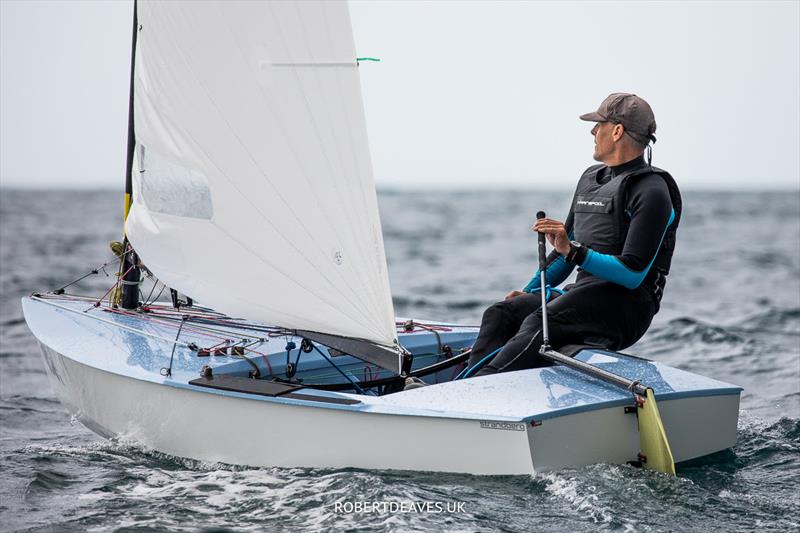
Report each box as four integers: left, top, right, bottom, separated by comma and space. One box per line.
1, 184, 799, 193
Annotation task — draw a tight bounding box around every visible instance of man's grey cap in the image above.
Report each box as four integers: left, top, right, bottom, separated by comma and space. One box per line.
580, 93, 657, 144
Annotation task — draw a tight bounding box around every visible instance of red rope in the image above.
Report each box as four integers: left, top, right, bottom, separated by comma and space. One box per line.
100, 304, 276, 375
101, 306, 243, 344
93, 264, 135, 307
83, 295, 458, 384
259, 355, 274, 376
140, 306, 225, 320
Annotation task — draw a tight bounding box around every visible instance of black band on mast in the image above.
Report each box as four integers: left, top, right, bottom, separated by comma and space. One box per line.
121, 0, 140, 310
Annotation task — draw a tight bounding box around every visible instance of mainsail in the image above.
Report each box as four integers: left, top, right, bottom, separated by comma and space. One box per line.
125, 1, 400, 370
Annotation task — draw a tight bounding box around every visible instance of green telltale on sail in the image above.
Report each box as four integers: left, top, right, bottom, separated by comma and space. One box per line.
356, 57, 380, 64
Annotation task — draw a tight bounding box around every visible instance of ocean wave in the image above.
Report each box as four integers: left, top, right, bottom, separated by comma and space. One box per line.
24, 469, 74, 497
648, 317, 746, 345
734, 307, 800, 334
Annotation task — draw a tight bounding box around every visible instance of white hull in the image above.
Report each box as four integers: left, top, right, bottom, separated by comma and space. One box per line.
26, 296, 741, 475
40, 343, 538, 475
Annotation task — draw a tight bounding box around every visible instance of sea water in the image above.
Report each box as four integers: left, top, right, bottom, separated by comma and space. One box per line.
1, 189, 798, 532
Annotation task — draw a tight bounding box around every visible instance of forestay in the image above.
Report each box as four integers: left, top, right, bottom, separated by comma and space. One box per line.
126, 1, 398, 364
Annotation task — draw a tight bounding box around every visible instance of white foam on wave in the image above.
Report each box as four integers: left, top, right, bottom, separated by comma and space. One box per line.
540, 471, 614, 525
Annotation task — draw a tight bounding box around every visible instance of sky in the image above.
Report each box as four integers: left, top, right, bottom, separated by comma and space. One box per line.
1, 0, 798, 190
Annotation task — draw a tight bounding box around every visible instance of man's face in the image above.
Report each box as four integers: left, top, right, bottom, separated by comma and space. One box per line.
591, 121, 616, 162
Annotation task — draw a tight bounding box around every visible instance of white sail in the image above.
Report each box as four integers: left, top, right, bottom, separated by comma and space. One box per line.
126, 0, 397, 350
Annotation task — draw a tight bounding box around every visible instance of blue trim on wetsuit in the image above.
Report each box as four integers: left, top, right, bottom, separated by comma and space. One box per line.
580, 208, 676, 289
522, 255, 576, 293
523, 229, 576, 293
524, 284, 564, 301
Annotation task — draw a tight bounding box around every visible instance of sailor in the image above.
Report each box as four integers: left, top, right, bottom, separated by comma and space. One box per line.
466, 93, 682, 376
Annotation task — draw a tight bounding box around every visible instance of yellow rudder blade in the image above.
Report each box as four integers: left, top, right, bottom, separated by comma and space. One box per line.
638, 388, 676, 475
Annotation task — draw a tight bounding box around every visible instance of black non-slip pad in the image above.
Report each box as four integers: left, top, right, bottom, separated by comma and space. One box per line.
189, 375, 361, 405
189, 375, 303, 397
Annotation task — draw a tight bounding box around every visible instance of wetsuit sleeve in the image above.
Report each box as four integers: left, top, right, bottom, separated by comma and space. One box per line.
522, 210, 576, 292
578, 176, 674, 289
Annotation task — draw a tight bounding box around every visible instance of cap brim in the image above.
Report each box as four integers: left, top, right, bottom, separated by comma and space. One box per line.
579, 112, 605, 122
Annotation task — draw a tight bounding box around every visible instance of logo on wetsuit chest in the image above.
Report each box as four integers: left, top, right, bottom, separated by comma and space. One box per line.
574, 195, 614, 214
479, 420, 526, 431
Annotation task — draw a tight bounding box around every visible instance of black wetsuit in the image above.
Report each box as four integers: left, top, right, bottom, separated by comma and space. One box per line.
469, 155, 680, 376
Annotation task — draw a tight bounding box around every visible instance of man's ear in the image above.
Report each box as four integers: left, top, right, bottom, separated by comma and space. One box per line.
612, 124, 625, 142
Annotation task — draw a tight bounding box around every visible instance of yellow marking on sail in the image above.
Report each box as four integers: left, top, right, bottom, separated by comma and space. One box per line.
638, 388, 676, 475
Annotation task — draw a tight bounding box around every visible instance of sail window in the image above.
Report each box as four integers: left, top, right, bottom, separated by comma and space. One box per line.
137, 145, 213, 220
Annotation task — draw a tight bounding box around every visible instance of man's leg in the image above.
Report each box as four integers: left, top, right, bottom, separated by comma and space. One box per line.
473, 279, 656, 376
466, 293, 545, 368
472, 308, 556, 375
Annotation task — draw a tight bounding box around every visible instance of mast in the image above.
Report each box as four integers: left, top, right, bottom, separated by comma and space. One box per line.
120, 0, 140, 310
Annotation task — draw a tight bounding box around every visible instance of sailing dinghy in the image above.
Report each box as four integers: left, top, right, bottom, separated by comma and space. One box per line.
22, 0, 741, 475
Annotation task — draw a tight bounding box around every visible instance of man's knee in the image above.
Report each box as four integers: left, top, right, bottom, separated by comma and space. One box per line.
484, 294, 541, 319
481, 300, 512, 325
476, 327, 546, 375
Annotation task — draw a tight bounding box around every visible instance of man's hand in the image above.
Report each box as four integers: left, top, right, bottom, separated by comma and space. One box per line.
505, 290, 525, 300
531, 217, 571, 255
